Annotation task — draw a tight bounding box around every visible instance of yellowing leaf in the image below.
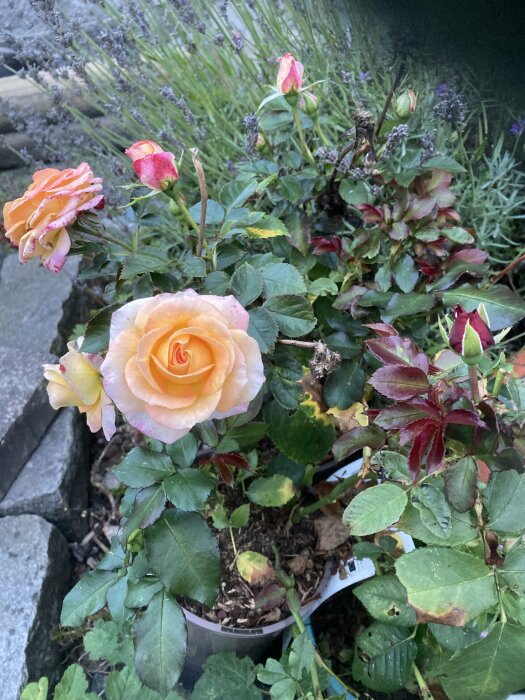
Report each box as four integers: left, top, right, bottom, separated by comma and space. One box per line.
327, 402, 368, 432
246, 215, 289, 239
236, 551, 275, 584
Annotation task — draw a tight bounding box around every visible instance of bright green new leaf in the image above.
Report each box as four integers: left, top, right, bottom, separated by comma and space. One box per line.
20, 678, 48, 700
343, 483, 408, 536
192, 652, 262, 700
247, 475, 296, 507
53, 665, 96, 700
84, 619, 134, 667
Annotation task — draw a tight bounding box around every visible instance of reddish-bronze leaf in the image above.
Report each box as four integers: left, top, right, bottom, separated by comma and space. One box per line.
366, 336, 429, 372
375, 400, 439, 430
369, 365, 430, 400
364, 322, 399, 337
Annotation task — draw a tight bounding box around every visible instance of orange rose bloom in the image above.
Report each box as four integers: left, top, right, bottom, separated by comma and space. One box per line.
101, 291, 265, 443
3, 162, 103, 273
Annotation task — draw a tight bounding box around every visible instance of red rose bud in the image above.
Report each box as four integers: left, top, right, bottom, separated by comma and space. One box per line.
276, 53, 304, 95
449, 305, 494, 362
394, 88, 417, 119
125, 140, 179, 191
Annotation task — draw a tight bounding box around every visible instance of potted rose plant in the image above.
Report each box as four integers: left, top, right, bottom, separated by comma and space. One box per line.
9, 51, 525, 699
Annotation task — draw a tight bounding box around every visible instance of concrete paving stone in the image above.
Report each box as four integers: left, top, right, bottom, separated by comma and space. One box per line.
0, 254, 81, 355
0, 407, 90, 540
0, 345, 56, 500
0, 514, 70, 700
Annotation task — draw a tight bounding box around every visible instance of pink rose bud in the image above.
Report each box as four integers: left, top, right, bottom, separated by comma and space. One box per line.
276, 53, 304, 95
125, 140, 179, 191
449, 305, 494, 362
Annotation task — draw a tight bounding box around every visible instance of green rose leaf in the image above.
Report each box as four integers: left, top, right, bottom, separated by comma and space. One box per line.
163, 468, 215, 511
445, 457, 478, 513
265, 402, 335, 463
343, 483, 408, 536
392, 254, 419, 293
134, 590, 187, 695
322, 361, 365, 409
192, 652, 262, 700
247, 475, 296, 507
113, 447, 174, 488
80, 305, 117, 353
119, 484, 166, 546
500, 545, 525, 594
61, 570, 118, 627
353, 575, 417, 627
381, 292, 435, 323
84, 619, 134, 667
230, 262, 263, 306
262, 294, 316, 338
166, 433, 199, 469
395, 548, 497, 625
438, 622, 525, 700
125, 578, 163, 609
397, 502, 477, 546
443, 285, 525, 330
189, 199, 225, 225
260, 262, 307, 298
352, 622, 417, 693
411, 483, 452, 539
144, 511, 220, 606
268, 356, 304, 410
248, 307, 279, 353
485, 470, 525, 532
289, 632, 315, 681
332, 425, 386, 462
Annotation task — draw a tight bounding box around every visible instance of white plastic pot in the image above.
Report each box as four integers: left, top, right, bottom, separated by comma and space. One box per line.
180, 458, 376, 686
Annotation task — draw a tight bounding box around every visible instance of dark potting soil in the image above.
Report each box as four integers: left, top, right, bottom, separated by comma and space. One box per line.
180, 488, 355, 629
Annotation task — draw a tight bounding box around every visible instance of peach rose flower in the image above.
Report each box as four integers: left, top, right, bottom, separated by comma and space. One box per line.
3, 163, 103, 273
101, 291, 265, 443
125, 140, 179, 191
276, 53, 304, 94
44, 339, 116, 440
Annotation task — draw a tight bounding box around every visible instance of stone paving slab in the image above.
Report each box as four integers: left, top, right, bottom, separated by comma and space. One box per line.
0, 345, 56, 500
0, 254, 81, 355
0, 514, 70, 700
0, 408, 90, 540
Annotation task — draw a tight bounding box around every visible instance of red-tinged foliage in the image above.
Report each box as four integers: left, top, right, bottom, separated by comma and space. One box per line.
364, 322, 399, 337
311, 236, 343, 256
368, 365, 430, 401
366, 336, 430, 372
202, 452, 251, 485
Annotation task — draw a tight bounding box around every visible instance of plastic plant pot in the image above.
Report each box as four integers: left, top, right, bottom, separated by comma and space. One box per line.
180, 457, 376, 687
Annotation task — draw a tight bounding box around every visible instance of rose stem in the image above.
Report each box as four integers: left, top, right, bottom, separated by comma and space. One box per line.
413, 663, 435, 700
228, 526, 238, 560
286, 589, 323, 700
468, 365, 481, 403
292, 108, 316, 165
279, 339, 318, 348
191, 148, 208, 257
292, 472, 360, 523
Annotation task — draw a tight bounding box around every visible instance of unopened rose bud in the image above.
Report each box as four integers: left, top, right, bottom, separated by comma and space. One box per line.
255, 133, 268, 152
449, 305, 494, 363
125, 140, 179, 191
394, 89, 417, 119
276, 52, 304, 98
299, 91, 319, 118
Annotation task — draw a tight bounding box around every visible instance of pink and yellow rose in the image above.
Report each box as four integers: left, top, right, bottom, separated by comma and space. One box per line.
3, 163, 103, 273
125, 140, 179, 191
44, 339, 116, 440
276, 53, 304, 94
101, 291, 265, 443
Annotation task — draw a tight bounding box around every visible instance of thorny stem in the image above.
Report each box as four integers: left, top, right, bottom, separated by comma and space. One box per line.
313, 650, 361, 697
375, 61, 406, 138
177, 198, 200, 236
314, 120, 330, 147
191, 148, 208, 257
468, 365, 481, 403
292, 109, 316, 165
292, 472, 360, 522
487, 252, 525, 286
412, 663, 435, 700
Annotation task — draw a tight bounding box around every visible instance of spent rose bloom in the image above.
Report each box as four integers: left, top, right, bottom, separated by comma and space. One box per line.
101, 291, 265, 443
125, 140, 179, 191
3, 163, 103, 273
449, 305, 494, 361
276, 53, 304, 94
44, 339, 116, 440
